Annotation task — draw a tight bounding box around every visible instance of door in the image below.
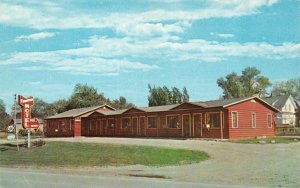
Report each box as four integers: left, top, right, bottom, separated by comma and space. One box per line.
193, 113, 202, 137
97, 119, 101, 136
139, 116, 146, 136
132, 117, 138, 137
102, 119, 107, 136
182, 114, 191, 137
81, 119, 90, 136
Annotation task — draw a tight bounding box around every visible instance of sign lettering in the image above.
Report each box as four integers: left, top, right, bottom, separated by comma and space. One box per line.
18, 95, 40, 129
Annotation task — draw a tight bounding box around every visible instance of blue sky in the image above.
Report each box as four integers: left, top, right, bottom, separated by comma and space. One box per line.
0, 0, 299, 109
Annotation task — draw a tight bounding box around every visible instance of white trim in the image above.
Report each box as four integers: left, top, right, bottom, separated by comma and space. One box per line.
231, 111, 238, 128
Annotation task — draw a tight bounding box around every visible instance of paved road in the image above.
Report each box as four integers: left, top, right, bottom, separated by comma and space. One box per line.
1, 137, 300, 187
0, 167, 265, 188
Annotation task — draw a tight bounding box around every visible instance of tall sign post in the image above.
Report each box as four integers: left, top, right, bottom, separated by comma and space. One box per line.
14, 94, 19, 151
18, 95, 40, 148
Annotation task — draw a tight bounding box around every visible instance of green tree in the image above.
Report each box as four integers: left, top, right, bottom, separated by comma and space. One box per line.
217, 72, 242, 99
272, 78, 300, 99
182, 87, 189, 102
217, 67, 271, 99
66, 83, 134, 110
67, 83, 107, 109
240, 67, 271, 97
50, 99, 68, 114
0, 99, 11, 130
31, 98, 50, 119
171, 87, 183, 104
110, 96, 135, 109
148, 84, 189, 106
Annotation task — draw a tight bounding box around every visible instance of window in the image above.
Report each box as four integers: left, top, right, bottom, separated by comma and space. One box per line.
252, 113, 256, 128
209, 113, 220, 128
70, 119, 74, 130
108, 119, 115, 128
122, 118, 131, 128
166, 115, 180, 128
267, 114, 272, 128
232, 112, 238, 128
147, 116, 157, 128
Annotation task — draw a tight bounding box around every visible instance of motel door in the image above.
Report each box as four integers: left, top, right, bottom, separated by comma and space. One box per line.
193, 114, 202, 138
139, 117, 146, 136
182, 114, 191, 137
97, 119, 101, 136
102, 119, 107, 136
132, 117, 138, 136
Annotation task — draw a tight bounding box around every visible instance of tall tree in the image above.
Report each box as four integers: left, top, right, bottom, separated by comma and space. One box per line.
31, 98, 50, 119
148, 84, 189, 106
217, 72, 242, 99
182, 87, 189, 102
50, 99, 68, 114
240, 67, 271, 97
66, 83, 134, 110
67, 83, 106, 109
0, 99, 11, 130
171, 87, 182, 104
111, 96, 135, 109
217, 67, 271, 99
272, 78, 300, 99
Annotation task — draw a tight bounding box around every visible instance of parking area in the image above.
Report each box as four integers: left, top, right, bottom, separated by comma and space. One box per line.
41, 137, 300, 187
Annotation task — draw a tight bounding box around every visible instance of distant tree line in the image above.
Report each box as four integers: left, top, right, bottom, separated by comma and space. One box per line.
148, 84, 189, 106
1, 68, 299, 130
30, 83, 135, 119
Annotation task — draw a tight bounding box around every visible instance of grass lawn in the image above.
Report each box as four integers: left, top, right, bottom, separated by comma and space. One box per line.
0, 141, 209, 167
232, 137, 300, 144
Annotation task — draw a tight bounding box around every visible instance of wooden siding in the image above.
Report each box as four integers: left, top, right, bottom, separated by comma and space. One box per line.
46, 98, 276, 139
80, 109, 229, 139
46, 118, 74, 137
227, 99, 275, 139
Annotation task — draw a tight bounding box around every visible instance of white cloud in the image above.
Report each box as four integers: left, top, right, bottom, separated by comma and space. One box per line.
210, 32, 235, 39
2, 48, 159, 75
14, 32, 57, 42
0, 1, 280, 37
1, 36, 299, 75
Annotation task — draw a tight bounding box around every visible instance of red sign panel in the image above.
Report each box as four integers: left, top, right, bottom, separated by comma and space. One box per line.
18, 95, 40, 129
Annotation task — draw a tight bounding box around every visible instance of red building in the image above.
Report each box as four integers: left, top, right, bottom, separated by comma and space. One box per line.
45, 96, 279, 139
45, 105, 115, 137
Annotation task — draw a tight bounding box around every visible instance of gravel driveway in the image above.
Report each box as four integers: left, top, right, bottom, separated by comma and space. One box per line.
43, 137, 300, 187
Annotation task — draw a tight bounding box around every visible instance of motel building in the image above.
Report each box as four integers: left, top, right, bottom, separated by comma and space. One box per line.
45, 96, 280, 139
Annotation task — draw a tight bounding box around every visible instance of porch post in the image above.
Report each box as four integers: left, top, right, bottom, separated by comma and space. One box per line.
220, 111, 223, 139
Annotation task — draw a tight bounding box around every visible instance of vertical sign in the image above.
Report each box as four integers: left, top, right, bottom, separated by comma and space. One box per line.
18, 95, 40, 129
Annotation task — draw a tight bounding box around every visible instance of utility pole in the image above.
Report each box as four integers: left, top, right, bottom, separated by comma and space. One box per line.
14, 94, 19, 151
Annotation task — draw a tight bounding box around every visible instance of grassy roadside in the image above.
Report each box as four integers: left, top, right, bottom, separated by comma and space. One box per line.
232, 137, 299, 144
0, 141, 209, 167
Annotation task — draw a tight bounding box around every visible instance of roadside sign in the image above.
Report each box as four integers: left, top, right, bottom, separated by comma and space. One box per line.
18, 95, 40, 129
